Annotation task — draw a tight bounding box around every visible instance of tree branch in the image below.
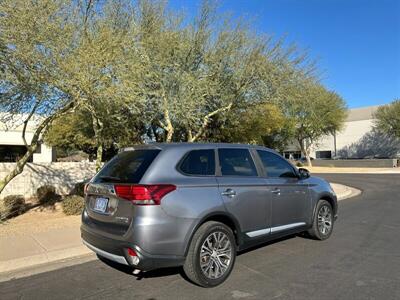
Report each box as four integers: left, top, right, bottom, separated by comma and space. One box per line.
190, 102, 233, 142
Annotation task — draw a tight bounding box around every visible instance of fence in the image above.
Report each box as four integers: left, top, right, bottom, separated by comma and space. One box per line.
0, 162, 97, 198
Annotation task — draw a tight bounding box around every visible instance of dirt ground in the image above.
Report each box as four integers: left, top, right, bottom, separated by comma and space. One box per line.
0, 203, 80, 237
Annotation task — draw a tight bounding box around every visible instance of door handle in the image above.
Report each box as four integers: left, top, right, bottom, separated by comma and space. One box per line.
271, 188, 281, 195
221, 189, 236, 197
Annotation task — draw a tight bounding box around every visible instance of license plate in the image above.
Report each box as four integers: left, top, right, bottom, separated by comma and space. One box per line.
94, 197, 109, 213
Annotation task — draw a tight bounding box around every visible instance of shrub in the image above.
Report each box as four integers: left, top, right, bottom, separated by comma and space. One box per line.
0, 195, 25, 220
62, 195, 85, 215
70, 181, 86, 197
296, 162, 304, 167
36, 185, 58, 204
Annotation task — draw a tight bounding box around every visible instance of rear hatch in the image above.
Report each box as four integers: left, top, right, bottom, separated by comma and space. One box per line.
84, 149, 162, 236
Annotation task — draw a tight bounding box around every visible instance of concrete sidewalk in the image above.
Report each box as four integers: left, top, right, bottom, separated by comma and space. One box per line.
0, 225, 93, 274
0, 182, 360, 278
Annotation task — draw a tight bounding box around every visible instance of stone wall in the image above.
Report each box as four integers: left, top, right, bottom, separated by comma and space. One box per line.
0, 162, 97, 198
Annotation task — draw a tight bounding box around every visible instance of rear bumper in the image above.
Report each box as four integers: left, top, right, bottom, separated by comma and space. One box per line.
81, 226, 185, 271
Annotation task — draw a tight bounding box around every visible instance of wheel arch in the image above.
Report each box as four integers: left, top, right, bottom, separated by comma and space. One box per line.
312, 193, 337, 222
184, 212, 242, 256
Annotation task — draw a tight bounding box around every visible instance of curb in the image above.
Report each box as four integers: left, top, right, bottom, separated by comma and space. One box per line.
331, 183, 362, 200
0, 244, 94, 275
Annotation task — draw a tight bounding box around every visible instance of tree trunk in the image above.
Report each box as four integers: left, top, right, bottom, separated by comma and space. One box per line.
0, 145, 38, 194
305, 153, 312, 167
95, 144, 103, 172
165, 126, 174, 142
187, 129, 194, 142
299, 138, 313, 167
91, 115, 104, 171
0, 101, 74, 196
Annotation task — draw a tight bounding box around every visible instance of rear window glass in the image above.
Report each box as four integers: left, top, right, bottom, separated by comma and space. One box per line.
218, 148, 258, 176
93, 150, 161, 183
179, 149, 215, 176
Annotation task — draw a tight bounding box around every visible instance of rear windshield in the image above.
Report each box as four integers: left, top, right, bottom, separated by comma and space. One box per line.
93, 149, 161, 183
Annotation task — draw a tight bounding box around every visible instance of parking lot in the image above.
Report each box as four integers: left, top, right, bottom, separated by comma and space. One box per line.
0, 174, 399, 300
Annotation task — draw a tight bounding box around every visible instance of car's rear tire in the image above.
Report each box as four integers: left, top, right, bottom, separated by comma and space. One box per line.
183, 221, 236, 287
308, 200, 334, 240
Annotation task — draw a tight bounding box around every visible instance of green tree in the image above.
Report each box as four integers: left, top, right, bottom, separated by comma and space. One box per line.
134, 0, 311, 143
374, 99, 400, 139
283, 81, 347, 166
0, 0, 145, 193
211, 103, 289, 146
44, 107, 146, 161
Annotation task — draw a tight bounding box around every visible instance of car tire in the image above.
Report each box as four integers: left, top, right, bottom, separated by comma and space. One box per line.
183, 221, 236, 288
308, 200, 334, 240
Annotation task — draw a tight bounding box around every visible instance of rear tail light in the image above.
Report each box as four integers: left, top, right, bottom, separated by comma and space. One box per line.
114, 184, 176, 205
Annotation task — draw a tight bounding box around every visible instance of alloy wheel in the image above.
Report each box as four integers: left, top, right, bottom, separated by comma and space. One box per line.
317, 205, 332, 235
199, 231, 232, 279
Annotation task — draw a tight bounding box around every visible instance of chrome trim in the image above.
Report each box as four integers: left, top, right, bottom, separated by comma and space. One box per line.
82, 239, 129, 265
270, 222, 306, 233
246, 228, 271, 237
246, 222, 306, 237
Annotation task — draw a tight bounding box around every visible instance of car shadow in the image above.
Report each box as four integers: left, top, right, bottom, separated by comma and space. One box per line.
97, 255, 185, 280
97, 233, 303, 281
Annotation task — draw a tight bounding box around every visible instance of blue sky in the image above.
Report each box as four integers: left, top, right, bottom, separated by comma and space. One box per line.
169, 0, 400, 108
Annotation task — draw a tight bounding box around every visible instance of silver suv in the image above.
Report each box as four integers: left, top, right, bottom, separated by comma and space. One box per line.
81, 143, 337, 287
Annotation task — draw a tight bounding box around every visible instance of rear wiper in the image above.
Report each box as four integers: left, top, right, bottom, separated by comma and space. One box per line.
99, 176, 123, 182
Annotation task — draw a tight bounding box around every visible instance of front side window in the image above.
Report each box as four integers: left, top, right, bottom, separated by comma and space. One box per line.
218, 148, 258, 176
179, 149, 215, 176
257, 150, 297, 178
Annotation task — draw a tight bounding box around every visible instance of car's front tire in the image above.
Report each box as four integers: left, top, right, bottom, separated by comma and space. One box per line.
308, 200, 334, 240
183, 221, 236, 287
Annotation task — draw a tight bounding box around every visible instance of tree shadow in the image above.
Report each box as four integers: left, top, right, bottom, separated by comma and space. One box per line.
338, 129, 400, 159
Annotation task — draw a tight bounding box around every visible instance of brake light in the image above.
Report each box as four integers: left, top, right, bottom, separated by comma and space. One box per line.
114, 184, 176, 205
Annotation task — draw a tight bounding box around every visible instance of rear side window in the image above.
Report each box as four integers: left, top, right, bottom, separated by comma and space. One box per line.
257, 150, 297, 178
218, 148, 258, 176
94, 150, 161, 183
179, 149, 215, 176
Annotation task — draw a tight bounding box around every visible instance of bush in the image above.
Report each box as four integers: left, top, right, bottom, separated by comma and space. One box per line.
296, 162, 304, 167
0, 195, 25, 220
70, 181, 86, 197
36, 185, 58, 204
62, 195, 85, 215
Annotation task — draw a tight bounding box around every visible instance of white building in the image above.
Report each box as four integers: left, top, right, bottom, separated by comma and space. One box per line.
283, 105, 400, 160
0, 114, 55, 163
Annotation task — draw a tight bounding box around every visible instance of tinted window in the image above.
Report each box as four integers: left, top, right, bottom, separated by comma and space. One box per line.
257, 150, 297, 178
94, 150, 161, 183
179, 149, 215, 176
218, 148, 258, 176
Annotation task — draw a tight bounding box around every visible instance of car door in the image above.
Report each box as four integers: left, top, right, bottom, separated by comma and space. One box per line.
216, 148, 272, 237
256, 150, 310, 233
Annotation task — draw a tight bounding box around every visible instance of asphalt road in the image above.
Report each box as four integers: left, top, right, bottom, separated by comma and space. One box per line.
0, 174, 399, 300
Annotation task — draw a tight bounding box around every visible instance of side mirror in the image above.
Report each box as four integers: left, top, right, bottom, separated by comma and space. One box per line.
298, 168, 310, 179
